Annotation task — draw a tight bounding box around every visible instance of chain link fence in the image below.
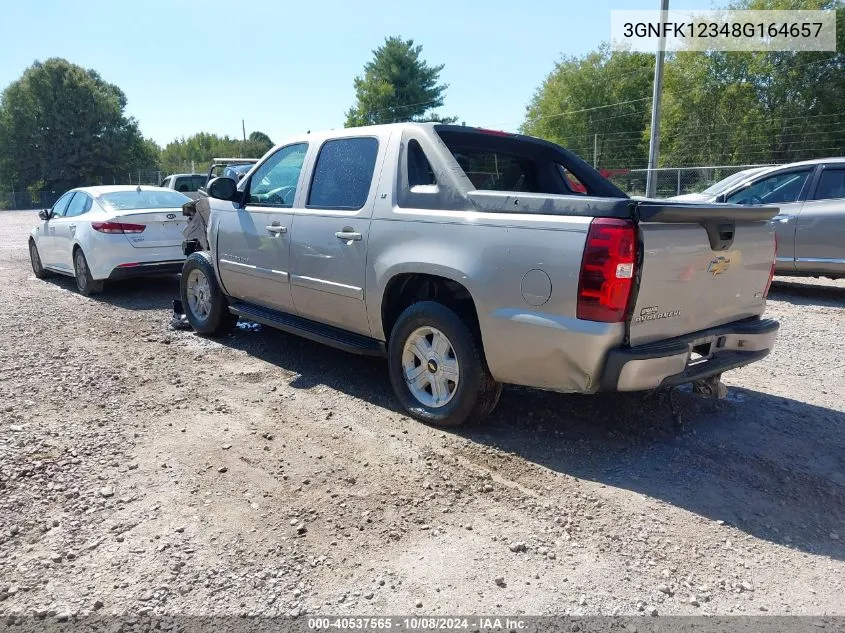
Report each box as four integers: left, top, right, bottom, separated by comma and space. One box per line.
2, 162, 782, 210
0, 162, 211, 209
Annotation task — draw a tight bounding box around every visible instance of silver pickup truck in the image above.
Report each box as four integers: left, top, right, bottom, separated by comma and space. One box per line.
178, 123, 779, 427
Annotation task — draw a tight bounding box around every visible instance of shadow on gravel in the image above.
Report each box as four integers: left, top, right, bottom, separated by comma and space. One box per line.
209, 322, 845, 561
769, 279, 844, 307
461, 385, 845, 562
17, 210, 838, 562
44, 274, 179, 311
220, 325, 397, 410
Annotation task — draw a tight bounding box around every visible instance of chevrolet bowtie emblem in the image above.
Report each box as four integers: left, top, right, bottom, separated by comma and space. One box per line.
707, 256, 731, 276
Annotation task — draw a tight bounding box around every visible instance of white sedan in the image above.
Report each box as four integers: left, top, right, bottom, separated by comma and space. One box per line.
28, 185, 191, 295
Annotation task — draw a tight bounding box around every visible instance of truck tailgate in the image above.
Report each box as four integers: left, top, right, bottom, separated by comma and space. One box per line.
629, 202, 778, 346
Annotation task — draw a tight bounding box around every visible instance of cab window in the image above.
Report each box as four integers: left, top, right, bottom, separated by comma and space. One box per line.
247, 143, 309, 206
307, 137, 379, 210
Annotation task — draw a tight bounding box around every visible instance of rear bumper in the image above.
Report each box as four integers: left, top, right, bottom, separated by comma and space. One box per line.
600, 318, 779, 391
107, 260, 184, 281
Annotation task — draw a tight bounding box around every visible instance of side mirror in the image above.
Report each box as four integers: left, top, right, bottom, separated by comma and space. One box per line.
714, 193, 727, 203
38, 209, 52, 221
207, 177, 239, 202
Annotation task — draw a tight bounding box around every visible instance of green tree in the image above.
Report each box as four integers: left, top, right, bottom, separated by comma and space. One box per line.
521, 44, 655, 169
661, 0, 845, 167
345, 36, 455, 127
247, 130, 273, 154
0, 58, 156, 191
160, 131, 273, 174
523, 0, 845, 172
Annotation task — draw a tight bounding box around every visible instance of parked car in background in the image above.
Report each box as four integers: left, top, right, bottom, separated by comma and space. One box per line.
671, 159, 845, 280
669, 166, 771, 202
178, 123, 779, 427
160, 173, 207, 199
28, 186, 191, 295
206, 158, 259, 184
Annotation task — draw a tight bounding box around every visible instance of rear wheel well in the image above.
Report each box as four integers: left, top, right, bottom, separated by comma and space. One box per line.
381, 273, 481, 343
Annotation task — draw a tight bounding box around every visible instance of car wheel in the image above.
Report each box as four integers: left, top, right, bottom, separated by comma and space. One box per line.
29, 239, 52, 279
73, 248, 104, 295
388, 301, 501, 427
180, 252, 238, 336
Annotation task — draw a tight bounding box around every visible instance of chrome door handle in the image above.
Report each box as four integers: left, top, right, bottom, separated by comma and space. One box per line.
265, 224, 287, 234
69, 225, 76, 232
335, 231, 362, 241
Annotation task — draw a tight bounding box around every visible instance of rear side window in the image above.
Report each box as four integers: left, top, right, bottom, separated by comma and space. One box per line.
307, 137, 379, 210
174, 177, 193, 193
813, 168, 845, 200
160, 177, 172, 188
192, 175, 207, 190
408, 140, 436, 187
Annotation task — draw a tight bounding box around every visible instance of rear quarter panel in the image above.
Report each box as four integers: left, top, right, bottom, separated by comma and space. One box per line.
367, 204, 624, 393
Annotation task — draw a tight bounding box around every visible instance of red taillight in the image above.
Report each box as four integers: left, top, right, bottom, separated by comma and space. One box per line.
577, 218, 637, 323
763, 233, 777, 298
91, 221, 146, 234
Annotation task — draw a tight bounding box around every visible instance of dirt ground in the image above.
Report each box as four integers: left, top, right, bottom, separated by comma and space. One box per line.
1, 209, 843, 620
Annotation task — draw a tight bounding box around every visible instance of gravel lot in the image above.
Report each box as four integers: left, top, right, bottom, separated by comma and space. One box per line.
1, 209, 843, 620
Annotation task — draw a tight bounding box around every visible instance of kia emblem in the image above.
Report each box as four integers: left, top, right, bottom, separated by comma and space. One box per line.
167, 213, 176, 220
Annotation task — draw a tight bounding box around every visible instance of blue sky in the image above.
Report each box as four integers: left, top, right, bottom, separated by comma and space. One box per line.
1, 0, 704, 147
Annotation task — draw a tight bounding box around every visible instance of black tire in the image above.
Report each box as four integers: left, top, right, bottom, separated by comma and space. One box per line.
29, 239, 52, 279
180, 252, 238, 336
388, 301, 501, 427
73, 248, 104, 295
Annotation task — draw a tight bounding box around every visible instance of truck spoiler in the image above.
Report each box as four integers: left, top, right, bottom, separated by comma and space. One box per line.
466, 191, 779, 223
634, 201, 779, 223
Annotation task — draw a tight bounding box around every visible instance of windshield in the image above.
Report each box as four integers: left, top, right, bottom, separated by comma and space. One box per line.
98, 189, 190, 211
702, 168, 767, 195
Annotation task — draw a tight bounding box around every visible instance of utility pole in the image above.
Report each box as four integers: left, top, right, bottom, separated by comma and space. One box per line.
645, 0, 669, 198
242, 119, 247, 142
593, 133, 598, 168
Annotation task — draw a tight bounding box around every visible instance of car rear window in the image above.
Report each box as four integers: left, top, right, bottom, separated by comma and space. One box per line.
98, 190, 191, 211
